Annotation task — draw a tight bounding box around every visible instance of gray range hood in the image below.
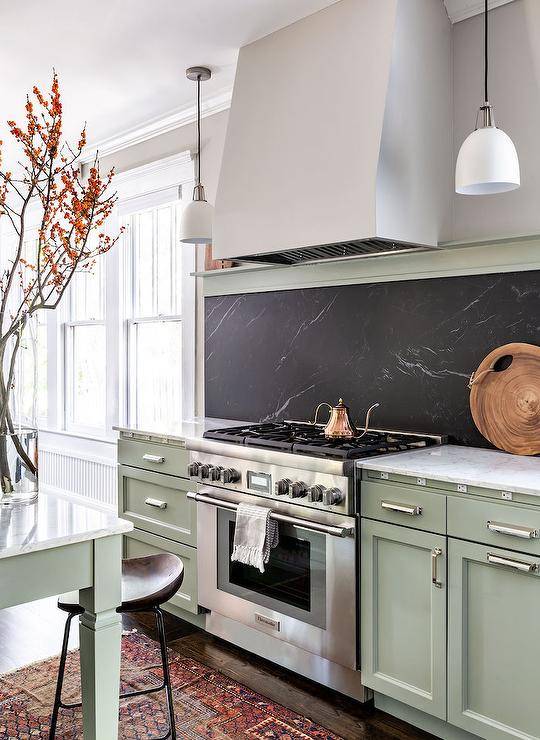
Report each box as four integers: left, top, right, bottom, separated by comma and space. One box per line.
213, 0, 453, 265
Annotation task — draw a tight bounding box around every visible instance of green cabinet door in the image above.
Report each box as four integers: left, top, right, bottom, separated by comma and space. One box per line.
118, 465, 197, 547
361, 518, 447, 720
448, 538, 540, 740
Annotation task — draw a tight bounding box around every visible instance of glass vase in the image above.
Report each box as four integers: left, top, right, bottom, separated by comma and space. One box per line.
0, 315, 40, 506
0, 429, 38, 505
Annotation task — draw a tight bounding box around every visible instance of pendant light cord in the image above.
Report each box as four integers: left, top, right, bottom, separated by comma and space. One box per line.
197, 75, 201, 187
484, 0, 488, 102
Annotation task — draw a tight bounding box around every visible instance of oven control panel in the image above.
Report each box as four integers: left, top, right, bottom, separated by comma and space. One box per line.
187, 452, 350, 514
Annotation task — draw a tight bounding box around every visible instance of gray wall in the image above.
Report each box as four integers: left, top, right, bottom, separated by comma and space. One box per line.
452, 0, 540, 241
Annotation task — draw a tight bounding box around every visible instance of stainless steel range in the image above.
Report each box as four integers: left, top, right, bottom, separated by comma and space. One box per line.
186, 420, 444, 702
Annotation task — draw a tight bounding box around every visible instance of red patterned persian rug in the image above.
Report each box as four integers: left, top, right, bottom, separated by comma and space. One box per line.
0, 631, 343, 739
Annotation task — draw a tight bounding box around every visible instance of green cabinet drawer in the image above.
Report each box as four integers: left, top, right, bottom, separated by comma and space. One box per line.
119, 465, 197, 546
448, 495, 540, 557
361, 519, 447, 720
118, 438, 188, 478
361, 481, 446, 534
124, 529, 200, 615
448, 538, 540, 739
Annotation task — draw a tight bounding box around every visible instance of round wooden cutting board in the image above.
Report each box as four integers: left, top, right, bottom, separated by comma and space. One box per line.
470, 342, 540, 456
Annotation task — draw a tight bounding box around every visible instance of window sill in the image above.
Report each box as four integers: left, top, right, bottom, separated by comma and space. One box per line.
38, 426, 117, 446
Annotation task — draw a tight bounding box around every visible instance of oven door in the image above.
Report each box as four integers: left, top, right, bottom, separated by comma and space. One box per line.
195, 487, 356, 669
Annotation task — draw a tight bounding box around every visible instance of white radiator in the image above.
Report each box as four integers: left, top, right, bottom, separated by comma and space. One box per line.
40, 446, 117, 510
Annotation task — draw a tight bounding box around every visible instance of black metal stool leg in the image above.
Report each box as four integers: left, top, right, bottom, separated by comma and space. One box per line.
155, 607, 177, 740
49, 612, 76, 739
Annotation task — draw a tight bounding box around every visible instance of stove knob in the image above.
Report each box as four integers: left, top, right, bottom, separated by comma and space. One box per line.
275, 478, 292, 496
208, 465, 223, 482
220, 467, 241, 484
307, 484, 325, 503
187, 461, 201, 478
323, 487, 344, 506
289, 481, 308, 499
199, 464, 211, 479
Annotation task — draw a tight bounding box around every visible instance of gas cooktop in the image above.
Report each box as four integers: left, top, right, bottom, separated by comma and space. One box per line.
203, 421, 442, 461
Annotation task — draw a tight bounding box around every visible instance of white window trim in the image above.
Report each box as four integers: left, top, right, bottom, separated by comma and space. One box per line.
28, 151, 195, 444
117, 152, 196, 428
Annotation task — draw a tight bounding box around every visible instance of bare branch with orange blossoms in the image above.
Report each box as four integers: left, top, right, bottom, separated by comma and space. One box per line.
0, 72, 121, 494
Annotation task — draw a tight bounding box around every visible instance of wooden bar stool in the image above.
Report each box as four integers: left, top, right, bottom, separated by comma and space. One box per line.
49, 553, 184, 740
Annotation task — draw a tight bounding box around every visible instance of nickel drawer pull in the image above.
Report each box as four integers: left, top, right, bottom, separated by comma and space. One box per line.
145, 497, 167, 510
431, 547, 443, 588
487, 521, 539, 539
487, 553, 538, 573
381, 500, 422, 516
142, 454, 165, 463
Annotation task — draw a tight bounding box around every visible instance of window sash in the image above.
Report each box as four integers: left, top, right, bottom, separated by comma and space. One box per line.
64, 319, 107, 434
126, 316, 183, 429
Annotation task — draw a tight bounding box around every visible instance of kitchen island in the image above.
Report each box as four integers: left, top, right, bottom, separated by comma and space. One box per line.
0, 491, 133, 739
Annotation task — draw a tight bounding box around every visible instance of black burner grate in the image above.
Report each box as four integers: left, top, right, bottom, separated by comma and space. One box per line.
204, 422, 436, 460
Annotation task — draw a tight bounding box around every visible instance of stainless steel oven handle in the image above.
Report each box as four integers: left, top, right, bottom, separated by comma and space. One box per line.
186, 491, 354, 538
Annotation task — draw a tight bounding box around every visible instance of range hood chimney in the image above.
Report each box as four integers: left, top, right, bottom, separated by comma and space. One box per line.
214, 0, 452, 265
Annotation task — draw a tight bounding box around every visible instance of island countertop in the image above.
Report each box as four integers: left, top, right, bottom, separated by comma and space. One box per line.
0, 491, 133, 560
359, 444, 540, 497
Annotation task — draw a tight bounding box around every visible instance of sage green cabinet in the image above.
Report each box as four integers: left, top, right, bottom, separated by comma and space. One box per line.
448, 538, 540, 740
361, 518, 447, 720
117, 436, 200, 620
118, 464, 197, 546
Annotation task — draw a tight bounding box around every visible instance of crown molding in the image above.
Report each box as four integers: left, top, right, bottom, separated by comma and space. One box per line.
444, 0, 516, 24
80, 86, 232, 165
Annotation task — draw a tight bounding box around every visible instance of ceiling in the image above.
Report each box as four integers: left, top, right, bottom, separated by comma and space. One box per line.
443, 0, 516, 23
0, 0, 339, 163
0, 0, 518, 166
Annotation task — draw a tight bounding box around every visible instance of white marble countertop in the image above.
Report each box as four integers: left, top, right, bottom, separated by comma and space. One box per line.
360, 444, 540, 497
114, 417, 244, 445
0, 491, 133, 560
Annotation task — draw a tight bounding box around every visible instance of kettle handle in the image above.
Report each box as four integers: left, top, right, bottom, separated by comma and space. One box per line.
312, 402, 333, 426
356, 402, 380, 439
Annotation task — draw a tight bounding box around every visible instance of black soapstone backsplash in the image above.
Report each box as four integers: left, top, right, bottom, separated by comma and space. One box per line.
205, 271, 540, 447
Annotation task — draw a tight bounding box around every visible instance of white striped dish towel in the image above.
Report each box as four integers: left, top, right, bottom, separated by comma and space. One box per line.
231, 502, 279, 573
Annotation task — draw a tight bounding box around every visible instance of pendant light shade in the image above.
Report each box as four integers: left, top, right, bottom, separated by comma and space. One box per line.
455, 1, 519, 195
179, 185, 214, 244
179, 66, 214, 244
456, 110, 520, 195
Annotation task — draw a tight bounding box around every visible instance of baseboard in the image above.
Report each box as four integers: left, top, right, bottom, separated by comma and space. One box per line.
374, 694, 480, 740
162, 602, 207, 629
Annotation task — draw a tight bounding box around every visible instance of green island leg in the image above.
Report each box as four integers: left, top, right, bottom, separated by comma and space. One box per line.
78, 534, 123, 740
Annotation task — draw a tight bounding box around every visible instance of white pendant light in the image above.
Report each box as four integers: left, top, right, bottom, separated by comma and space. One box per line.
455, 0, 519, 195
179, 66, 214, 244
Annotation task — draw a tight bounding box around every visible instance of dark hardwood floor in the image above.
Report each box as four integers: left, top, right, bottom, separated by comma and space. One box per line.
0, 598, 435, 740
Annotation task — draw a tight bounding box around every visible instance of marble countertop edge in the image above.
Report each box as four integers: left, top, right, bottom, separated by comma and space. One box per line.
359, 444, 540, 497
0, 519, 133, 560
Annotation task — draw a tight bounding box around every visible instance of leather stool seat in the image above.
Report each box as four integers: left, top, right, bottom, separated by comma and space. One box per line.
58, 553, 184, 614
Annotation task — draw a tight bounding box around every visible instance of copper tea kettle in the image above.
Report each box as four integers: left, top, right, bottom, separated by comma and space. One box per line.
312, 398, 380, 439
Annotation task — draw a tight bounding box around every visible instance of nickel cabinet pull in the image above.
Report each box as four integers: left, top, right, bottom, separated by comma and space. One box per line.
487, 521, 539, 539
487, 552, 538, 573
431, 547, 443, 588
142, 454, 165, 463
381, 500, 422, 516
144, 497, 167, 510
